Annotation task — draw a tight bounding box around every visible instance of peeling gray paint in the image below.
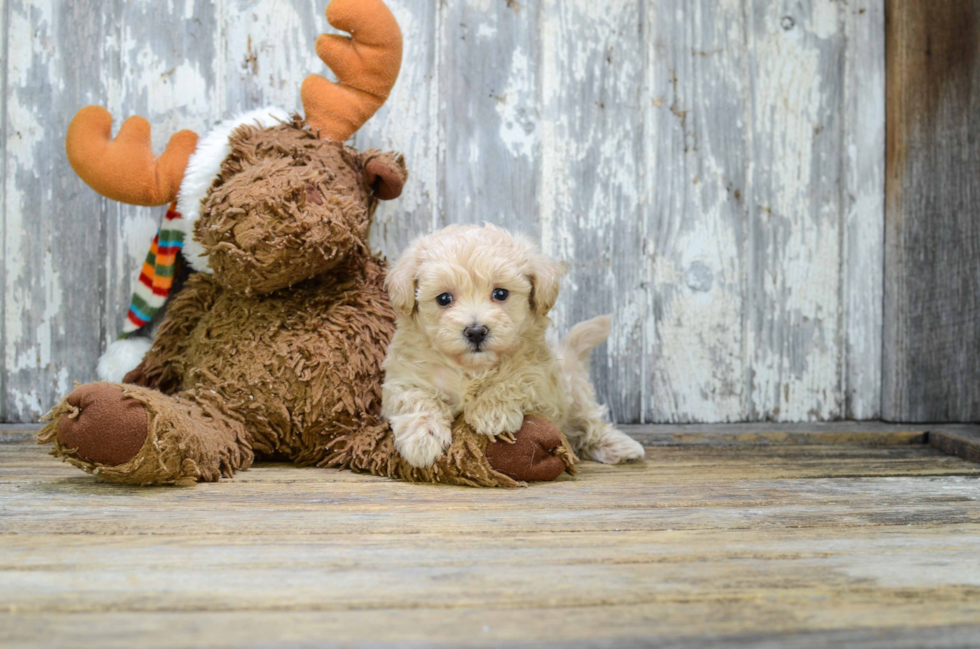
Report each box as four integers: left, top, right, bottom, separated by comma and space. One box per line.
1, 0, 886, 423
1, 0, 9, 423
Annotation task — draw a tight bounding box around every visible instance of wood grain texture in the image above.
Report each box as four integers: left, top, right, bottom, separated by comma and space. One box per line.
4, 617, 980, 649
439, 0, 540, 235
843, 1, 885, 420
883, 2, 980, 422
928, 425, 980, 465
221, 0, 316, 115
642, 0, 749, 422
1, 1, 891, 424
540, 0, 646, 421
744, 0, 846, 421
4, 0, 108, 421
1, 0, 9, 423
3, 438, 980, 646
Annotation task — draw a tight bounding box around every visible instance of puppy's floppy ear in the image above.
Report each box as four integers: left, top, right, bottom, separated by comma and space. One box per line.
529, 254, 567, 316
385, 239, 421, 317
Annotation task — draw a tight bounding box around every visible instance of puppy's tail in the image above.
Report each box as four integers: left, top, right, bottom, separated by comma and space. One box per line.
560, 315, 612, 364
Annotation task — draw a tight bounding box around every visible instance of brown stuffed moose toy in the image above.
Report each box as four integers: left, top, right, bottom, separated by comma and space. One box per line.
38, 0, 575, 488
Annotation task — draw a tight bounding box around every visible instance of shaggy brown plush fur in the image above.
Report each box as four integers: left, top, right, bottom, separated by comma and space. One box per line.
199, 120, 377, 295
40, 119, 575, 487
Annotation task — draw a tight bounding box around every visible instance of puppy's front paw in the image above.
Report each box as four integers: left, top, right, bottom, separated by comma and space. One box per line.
392, 417, 452, 468
464, 405, 525, 439
589, 428, 646, 464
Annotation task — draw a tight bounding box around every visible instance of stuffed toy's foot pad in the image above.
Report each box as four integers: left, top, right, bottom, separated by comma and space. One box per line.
485, 415, 571, 482
56, 383, 149, 466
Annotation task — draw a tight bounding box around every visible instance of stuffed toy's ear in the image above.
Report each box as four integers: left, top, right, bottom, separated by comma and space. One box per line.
385, 239, 421, 317
529, 254, 567, 316
363, 151, 407, 200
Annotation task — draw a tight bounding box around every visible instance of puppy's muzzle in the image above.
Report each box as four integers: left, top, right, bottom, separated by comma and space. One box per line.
463, 324, 489, 349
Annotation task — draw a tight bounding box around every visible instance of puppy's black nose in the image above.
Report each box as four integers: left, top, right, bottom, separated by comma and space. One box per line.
464, 324, 489, 345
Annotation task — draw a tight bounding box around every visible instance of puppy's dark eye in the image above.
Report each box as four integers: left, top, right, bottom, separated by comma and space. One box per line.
491, 288, 509, 302
436, 293, 453, 307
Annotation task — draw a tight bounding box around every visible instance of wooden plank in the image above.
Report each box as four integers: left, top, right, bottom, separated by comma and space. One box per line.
0, 423, 39, 431
538, 0, 646, 423
627, 421, 926, 446
8, 525, 980, 572
5, 445, 980, 537
0, 427, 35, 444
744, 0, 847, 421
3, 0, 108, 422
439, 0, 539, 235
883, 2, 980, 422
3, 613, 980, 649
0, 0, 8, 425
641, 0, 749, 423
0, 424, 41, 440
929, 426, 980, 465
0, 421, 932, 447
360, 0, 440, 261
4, 527, 980, 614
5, 440, 970, 474
842, 0, 885, 419
8, 450, 979, 492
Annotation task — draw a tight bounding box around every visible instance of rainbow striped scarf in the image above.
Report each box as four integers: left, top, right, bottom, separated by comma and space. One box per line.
120, 203, 185, 337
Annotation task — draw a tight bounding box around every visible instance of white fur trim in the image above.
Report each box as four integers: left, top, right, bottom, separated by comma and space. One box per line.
176, 106, 291, 273
97, 338, 153, 383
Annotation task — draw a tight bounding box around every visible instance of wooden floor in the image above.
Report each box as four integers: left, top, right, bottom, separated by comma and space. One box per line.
3, 425, 980, 648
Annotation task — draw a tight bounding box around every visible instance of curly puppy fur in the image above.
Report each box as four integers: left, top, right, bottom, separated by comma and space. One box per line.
381, 224, 646, 468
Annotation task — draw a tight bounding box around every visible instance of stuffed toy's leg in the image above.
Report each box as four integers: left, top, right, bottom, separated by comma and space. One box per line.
38, 382, 252, 486
38, 384, 573, 488
324, 414, 576, 488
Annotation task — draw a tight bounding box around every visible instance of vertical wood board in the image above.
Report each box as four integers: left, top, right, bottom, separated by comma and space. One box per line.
883, 1, 980, 422
4, 0, 108, 421
744, 0, 846, 421
642, 0, 749, 422
842, 1, 885, 420
540, 0, 646, 422
1, 0, 10, 423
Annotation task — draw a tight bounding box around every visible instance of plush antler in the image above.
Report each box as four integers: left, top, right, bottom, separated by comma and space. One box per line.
65, 106, 199, 206
301, 0, 403, 142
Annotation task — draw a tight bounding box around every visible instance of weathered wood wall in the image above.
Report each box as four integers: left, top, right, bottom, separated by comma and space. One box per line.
2, 0, 887, 424
884, 2, 980, 423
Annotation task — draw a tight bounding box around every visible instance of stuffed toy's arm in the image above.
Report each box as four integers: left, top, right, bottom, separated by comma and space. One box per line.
124, 273, 223, 393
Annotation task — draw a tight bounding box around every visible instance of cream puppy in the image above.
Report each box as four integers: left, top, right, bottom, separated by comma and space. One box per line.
382, 224, 645, 469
